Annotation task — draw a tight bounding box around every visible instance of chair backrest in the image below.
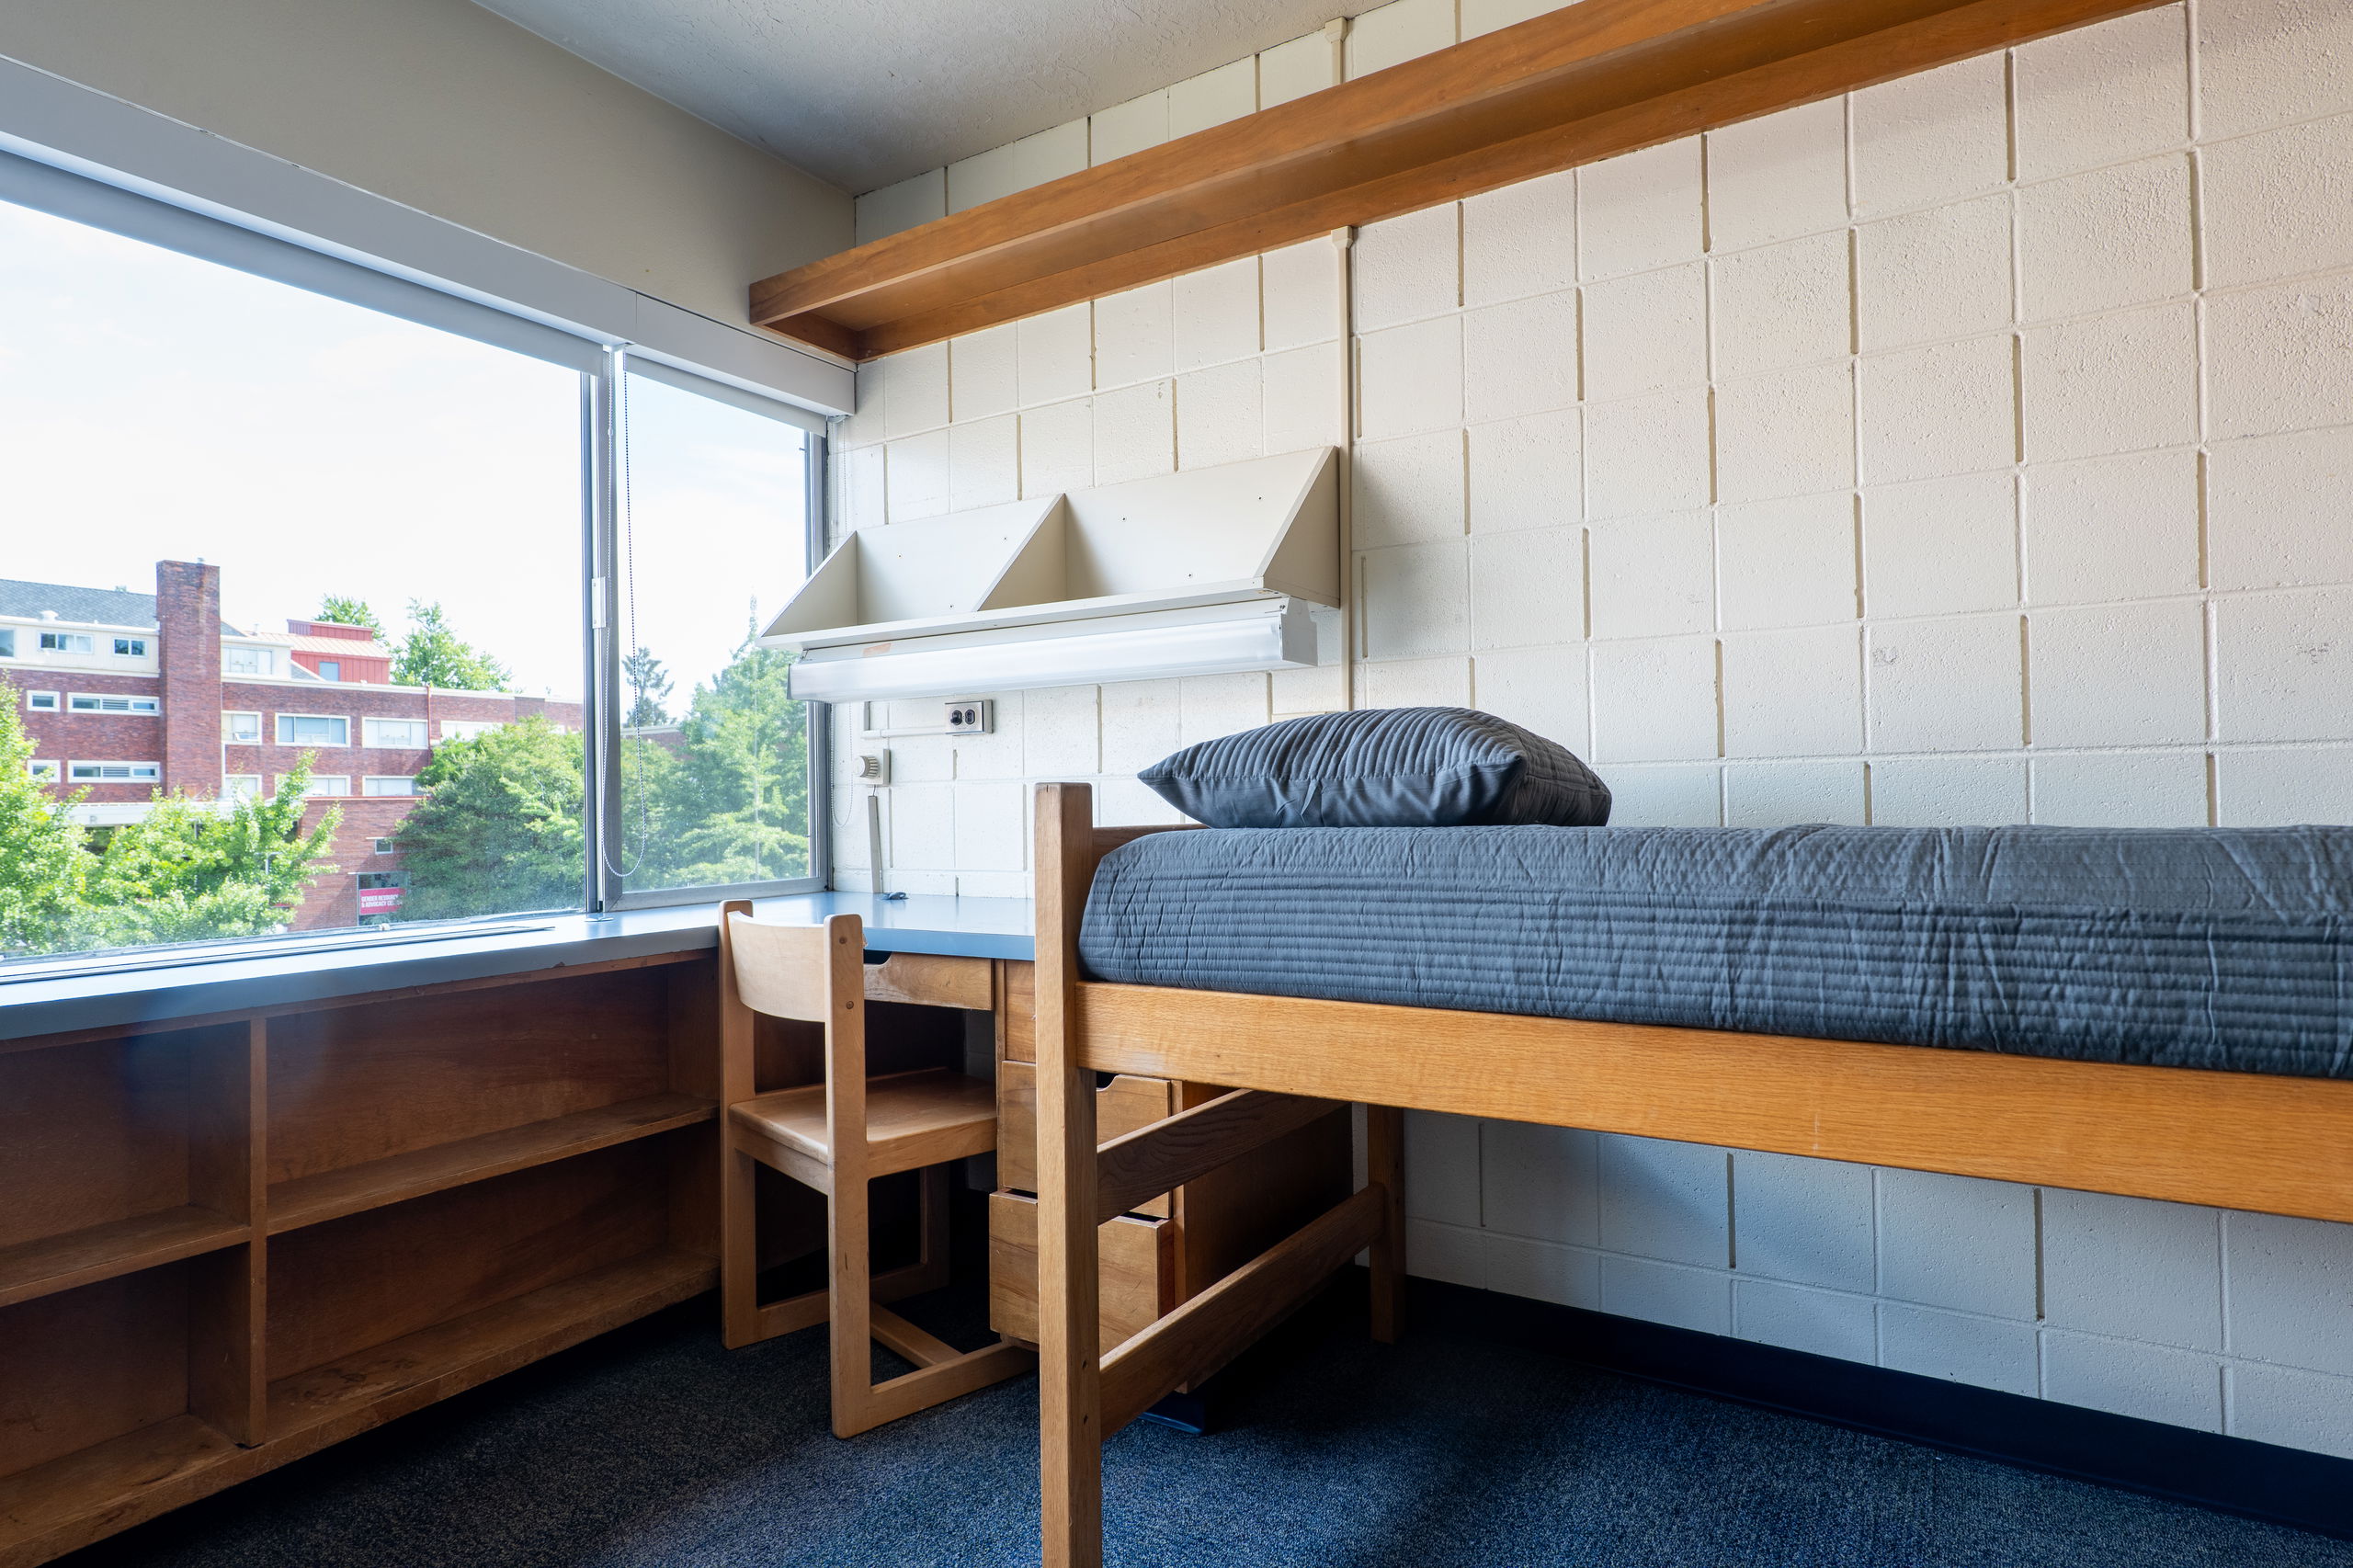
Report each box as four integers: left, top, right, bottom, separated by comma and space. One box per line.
725, 910, 861, 1024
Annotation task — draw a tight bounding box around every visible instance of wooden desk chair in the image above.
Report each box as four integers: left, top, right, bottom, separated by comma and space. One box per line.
718, 903, 1033, 1437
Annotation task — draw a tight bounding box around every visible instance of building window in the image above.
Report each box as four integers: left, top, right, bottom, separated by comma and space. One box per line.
67, 761, 161, 782
356, 869, 406, 924
223, 775, 263, 799
361, 776, 416, 797
26, 691, 59, 711
39, 631, 94, 653
290, 775, 350, 797
224, 647, 276, 676
276, 713, 349, 746
436, 718, 501, 743
222, 711, 262, 744
27, 760, 60, 782
317, 660, 342, 682
372, 836, 396, 855
112, 637, 147, 656
69, 693, 161, 715
0, 629, 14, 657
363, 717, 427, 749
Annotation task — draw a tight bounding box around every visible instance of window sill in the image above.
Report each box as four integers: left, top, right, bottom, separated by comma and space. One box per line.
0, 892, 1035, 1045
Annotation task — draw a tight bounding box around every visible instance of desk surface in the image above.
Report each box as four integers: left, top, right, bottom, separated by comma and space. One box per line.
0, 892, 1036, 1043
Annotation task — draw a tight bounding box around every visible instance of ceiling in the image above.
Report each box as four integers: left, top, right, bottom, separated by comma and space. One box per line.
473, 0, 1347, 195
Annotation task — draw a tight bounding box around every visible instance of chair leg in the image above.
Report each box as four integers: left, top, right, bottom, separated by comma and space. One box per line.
721, 1141, 762, 1350
1366, 1105, 1406, 1344
829, 1166, 876, 1439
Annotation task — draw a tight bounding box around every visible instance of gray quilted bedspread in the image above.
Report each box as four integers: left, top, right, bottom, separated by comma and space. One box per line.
1076, 824, 2353, 1079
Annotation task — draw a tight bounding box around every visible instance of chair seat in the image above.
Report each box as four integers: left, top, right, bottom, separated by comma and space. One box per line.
733, 1068, 997, 1180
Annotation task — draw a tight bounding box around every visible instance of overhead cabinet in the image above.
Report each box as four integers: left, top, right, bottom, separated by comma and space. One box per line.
763, 448, 1337, 701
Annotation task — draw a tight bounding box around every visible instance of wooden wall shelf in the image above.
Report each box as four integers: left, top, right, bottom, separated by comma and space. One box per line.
750, 0, 2163, 360
0, 1207, 246, 1312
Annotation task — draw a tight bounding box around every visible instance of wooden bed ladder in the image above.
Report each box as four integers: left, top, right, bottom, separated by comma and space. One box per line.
718, 904, 1034, 1437
1030, 784, 1407, 1567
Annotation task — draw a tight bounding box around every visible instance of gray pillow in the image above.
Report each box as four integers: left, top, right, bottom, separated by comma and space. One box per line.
1138, 707, 1611, 828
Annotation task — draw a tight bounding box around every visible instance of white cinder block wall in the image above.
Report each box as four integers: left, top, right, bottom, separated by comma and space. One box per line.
826, 0, 2353, 1459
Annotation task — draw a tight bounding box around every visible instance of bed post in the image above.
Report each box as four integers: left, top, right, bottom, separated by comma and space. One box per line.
1366, 1105, 1405, 1342
1034, 783, 1104, 1568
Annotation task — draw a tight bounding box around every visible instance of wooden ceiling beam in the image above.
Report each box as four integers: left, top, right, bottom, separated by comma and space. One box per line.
752, 0, 2165, 362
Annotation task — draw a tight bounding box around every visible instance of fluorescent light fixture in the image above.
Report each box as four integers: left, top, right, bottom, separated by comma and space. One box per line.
788, 597, 1318, 702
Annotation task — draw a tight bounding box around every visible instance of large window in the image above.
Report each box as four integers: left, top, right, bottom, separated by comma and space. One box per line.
0, 161, 825, 971
598, 366, 824, 905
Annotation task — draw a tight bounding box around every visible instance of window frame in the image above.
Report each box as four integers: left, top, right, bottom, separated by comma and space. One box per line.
27, 759, 60, 782
223, 646, 275, 676
112, 637, 147, 657
361, 716, 427, 749
222, 710, 263, 744
360, 776, 417, 797
39, 631, 94, 654
223, 775, 263, 799
288, 774, 351, 798
586, 355, 829, 913
26, 690, 60, 711
67, 760, 161, 782
68, 692, 161, 715
275, 712, 351, 747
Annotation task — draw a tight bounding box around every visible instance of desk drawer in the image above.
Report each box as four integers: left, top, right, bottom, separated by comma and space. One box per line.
995, 1061, 1176, 1217
862, 951, 993, 1011
988, 1190, 1176, 1350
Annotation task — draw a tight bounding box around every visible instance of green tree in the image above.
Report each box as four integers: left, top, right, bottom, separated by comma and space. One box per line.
81, 759, 342, 948
392, 716, 584, 919
0, 680, 90, 955
621, 645, 674, 729
633, 643, 809, 888
392, 599, 512, 691
313, 595, 385, 639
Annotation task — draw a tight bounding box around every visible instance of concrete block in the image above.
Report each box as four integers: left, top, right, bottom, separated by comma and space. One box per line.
1723, 761, 1869, 826
1404, 1109, 1483, 1225
2216, 746, 2353, 826
1715, 361, 1856, 504
1088, 90, 1166, 165
2022, 302, 2200, 462
1865, 614, 2026, 754
1878, 1168, 2039, 1319
1263, 238, 1341, 351
1176, 672, 1270, 745
1705, 97, 1849, 251
1257, 30, 1337, 109
1862, 471, 2018, 619
2022, 449, 2201, 605
1091, 379, 1173, 485
1722, 626, 1863, 756
2214, 586, 2353, 744
838, 442, 886, 534
2223, 1210, 2353, 1378
1461, 0, 1559, 38
1176, 359, 1263, 471
1856, 194, 2014, 353
1097, 677, 1181, 772
1347, 0, 1456, 78
1406, 1218, 1487, 1288
2196, 0, 2353, 142
877, 342, 950, 438
1483, 1119, 1601, 1246
1868, 757, 2029, 826
888, 781, 955, 870
1485, 1234, 1602, 1310
1718, 493, 1859, 631
1734, 1278, 1879, 1364
884, 429, 949, 520
2227, 1361, 2353, 1461
1018, 397, 1093, 496
856, 167, 946, 244
1881, 1301, 2040, 1396
1585, 390, 1711, 518
1472, 644, 1590, 750
949, 323, 1018, 420
1468, 408, 1581, 534
1582, 262, 1706, 402
1859, 335, 2017, 485
1360, 655, 1473, 708
1471, 527, 1583, 650
1711, 231, 1853, 377
2043, 1332, 2223, 1430
1261, 344, 1344, 452
1587, 509, 1713, 639
1580, 138, 1704, 279
1358, 314, 1465, 439
1166, 57, 1258, 138
2029, 752, 2210, 825
1022, 685, 1099, 776
2204, 276, 2353, 441
2014, 6, 2190, 181
2017, 156, 2194, 322
1591, 637, 1720, 764
1462, 291, 1581, 424
1172, 256, 1260, 371
1016, 303, 1093, 407
1599, 1134, 1731, 1268
2042, 1188, 2222, 1350
2029, 598, 2209, 748
947, 414, 1019, 510
1600, 1254, 1733, 1335
1354, 429, 1467, 548
1356, 202, 1461, 332
2206, 426, 2353, 592
1852, 53, 2009, 217
951, 778, 1025, 870
1603, 763, 1724, 826
1463, 168, 1577, 307
1360, 541, 1471, 659
948, 120, 1086, 211
1092, 280, 1172, 391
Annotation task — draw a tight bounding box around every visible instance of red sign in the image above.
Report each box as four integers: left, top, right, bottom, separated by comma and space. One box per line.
358, 888, 404, 915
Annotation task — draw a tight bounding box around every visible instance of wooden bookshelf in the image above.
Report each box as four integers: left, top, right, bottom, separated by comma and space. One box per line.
0, 1207, 247, 1312
750, 0, 2164, 359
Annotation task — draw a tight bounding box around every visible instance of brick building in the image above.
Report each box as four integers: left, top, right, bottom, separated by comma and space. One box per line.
1, 562, 581, 930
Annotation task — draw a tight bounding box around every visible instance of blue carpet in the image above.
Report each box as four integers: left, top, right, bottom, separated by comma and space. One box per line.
63, 1281, 2353, 1568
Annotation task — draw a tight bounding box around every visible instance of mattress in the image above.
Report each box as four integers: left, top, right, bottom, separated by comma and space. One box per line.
1077, 824, 2353, 1080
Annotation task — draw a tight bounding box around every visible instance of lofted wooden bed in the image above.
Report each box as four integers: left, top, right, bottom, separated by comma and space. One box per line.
1025, 782, 2353, 1567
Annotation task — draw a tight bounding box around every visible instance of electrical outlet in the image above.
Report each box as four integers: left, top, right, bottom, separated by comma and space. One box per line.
944, 699, 994, 734
854, 751, 891, 784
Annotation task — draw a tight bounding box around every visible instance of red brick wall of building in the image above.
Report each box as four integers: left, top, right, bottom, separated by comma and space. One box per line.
17, 673, 165, 802
157, 561, 222, 800
290, 798, 419, 932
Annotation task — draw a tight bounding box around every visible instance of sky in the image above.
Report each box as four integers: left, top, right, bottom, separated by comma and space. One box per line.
0, 198, 808, 701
